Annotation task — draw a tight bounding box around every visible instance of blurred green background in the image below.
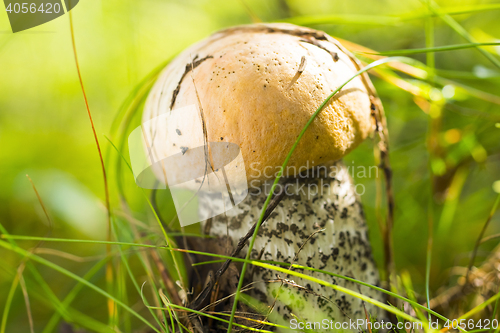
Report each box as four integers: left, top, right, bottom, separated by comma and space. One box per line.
1, 0, 499, 331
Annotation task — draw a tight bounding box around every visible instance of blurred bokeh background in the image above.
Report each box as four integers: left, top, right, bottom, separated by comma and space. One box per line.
1, 0, 499, 331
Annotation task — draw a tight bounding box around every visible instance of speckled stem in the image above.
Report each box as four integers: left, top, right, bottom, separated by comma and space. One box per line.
199, 160, 386, 330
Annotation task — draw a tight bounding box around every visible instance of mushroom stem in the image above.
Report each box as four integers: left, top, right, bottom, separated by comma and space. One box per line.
200, 160, 386, 326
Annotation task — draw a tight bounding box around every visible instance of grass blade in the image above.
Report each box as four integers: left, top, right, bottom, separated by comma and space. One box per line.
425, 6, 435, 322
0, 240, 162, 333
41, 258, 108, 333
360, 42, 500, 56
423, 0, 500, 69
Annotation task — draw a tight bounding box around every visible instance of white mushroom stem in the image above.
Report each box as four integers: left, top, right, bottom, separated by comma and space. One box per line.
199, 161, 386, 325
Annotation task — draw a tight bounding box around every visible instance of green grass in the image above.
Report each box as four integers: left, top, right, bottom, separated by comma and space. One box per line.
0, 234, 465, 328
1, 0, 500, 332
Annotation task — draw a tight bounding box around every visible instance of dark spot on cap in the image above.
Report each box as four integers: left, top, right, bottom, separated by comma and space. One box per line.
180, 147, 189, 155
176, 129, 182, 135
220, 137, 224, 140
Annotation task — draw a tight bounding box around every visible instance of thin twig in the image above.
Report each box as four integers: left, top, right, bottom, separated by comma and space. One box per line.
17, 264, 34, 333
481, 233, 500, 244
26, 175, 52, 231
5, 177, 51, 333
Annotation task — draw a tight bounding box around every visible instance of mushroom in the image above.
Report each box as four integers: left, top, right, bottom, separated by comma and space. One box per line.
143, 23, 386, 328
